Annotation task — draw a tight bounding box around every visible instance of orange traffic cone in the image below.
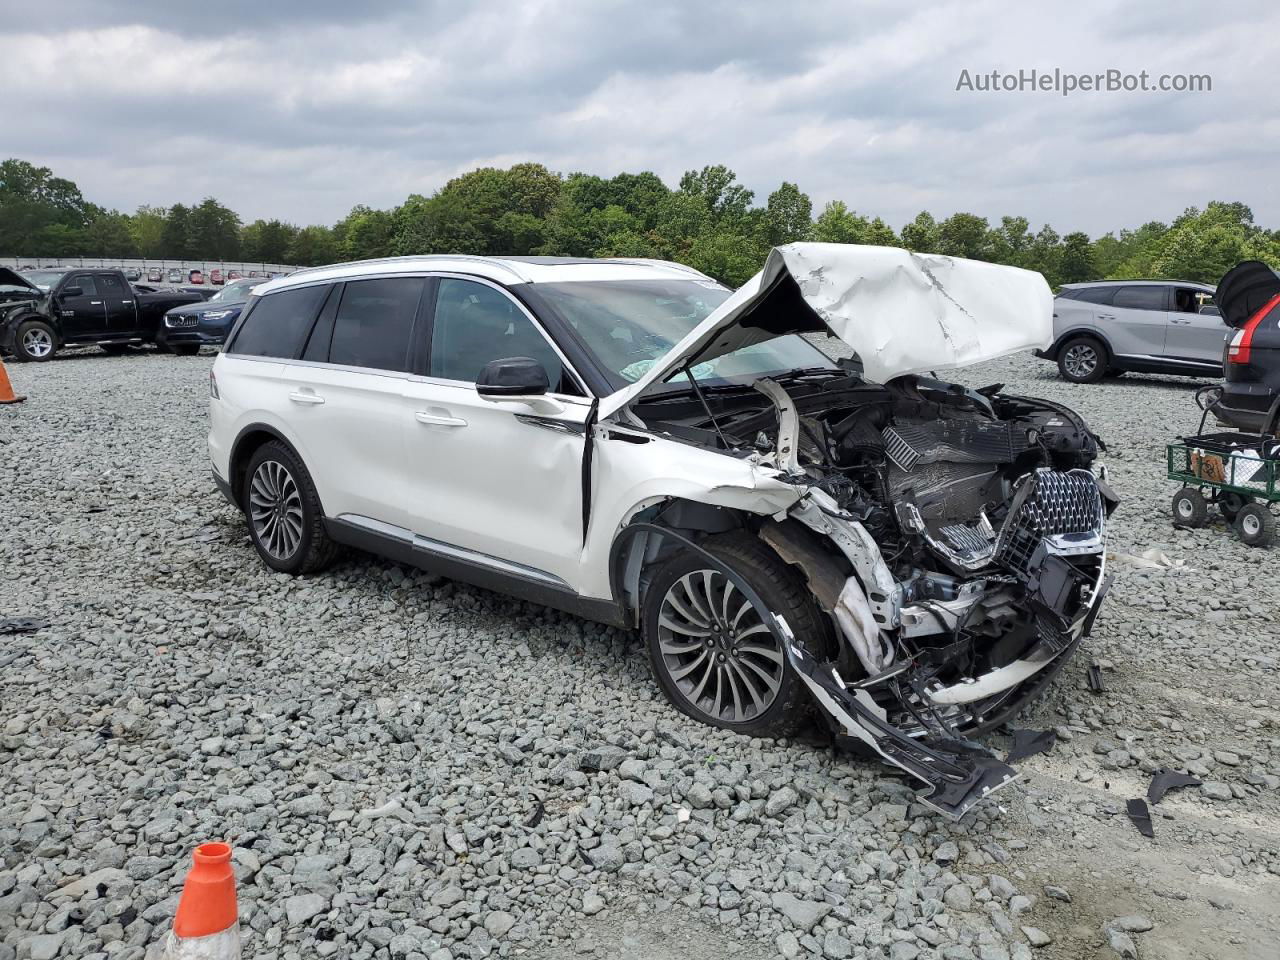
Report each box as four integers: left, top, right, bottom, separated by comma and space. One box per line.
164, 843, 241, 959
0, 357, 23, 404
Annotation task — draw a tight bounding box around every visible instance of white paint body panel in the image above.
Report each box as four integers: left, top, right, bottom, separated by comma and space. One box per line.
599, 243, 1054, 417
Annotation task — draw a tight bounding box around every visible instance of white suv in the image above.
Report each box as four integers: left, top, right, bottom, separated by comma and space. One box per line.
209, 245, 1115, 818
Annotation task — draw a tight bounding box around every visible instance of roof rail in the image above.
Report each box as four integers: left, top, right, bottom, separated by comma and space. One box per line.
1065, 278, 1210, 286
606, 258, 717, 282
283, 254, 532, 282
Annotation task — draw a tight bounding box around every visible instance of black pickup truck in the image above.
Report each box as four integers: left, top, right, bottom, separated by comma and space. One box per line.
0, 267, 205, 361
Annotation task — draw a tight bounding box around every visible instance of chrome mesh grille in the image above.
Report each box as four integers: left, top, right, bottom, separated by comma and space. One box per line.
169, 315, 198, 328
996, 469, 1104, 574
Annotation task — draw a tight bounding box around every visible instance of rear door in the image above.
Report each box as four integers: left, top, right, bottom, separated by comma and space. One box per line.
55, 273, 107, 340
281, 276, 428, 531
1165, 285, 1226, 365
98, 273, 140, 339
1103, 285, 1171, 360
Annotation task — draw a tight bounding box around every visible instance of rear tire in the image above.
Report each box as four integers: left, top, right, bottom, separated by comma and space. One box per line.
1057, 336, 1107, 384
1219, 492, 1252, 523
642, 531, 832, 738
14, 320, 57, 362
1171, 488, 1208, 528
1234, 504, 1275, 547
242, 441, 338, 574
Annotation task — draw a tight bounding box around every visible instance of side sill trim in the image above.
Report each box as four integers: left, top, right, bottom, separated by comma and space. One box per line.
324, 516, 628, 628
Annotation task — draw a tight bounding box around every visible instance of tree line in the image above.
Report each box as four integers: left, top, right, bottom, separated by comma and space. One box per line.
3, 157, 1277, 288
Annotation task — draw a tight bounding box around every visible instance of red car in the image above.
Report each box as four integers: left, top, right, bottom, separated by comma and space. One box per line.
189, 269, 205, 285
226, 270, 242, 281
210, 269, 224, 285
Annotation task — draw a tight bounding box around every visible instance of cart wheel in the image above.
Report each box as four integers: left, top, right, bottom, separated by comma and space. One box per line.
1171, 488, 1208, 528
1234, 504, 1275, 547
1219, 492, 1253, 522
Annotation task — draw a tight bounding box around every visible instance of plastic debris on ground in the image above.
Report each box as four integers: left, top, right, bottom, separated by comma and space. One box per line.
1147, 769, 1203, 804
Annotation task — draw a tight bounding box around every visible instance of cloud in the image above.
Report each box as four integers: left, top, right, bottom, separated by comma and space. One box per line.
3, 0, 1277, 234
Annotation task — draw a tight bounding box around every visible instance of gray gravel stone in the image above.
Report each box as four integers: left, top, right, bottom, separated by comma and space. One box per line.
284, 893, 328, 926
771, 891, 831, 931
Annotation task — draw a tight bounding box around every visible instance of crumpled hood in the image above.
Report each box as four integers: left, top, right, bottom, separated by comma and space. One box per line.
0, 267, 40, 294
600, 243, 1053, 418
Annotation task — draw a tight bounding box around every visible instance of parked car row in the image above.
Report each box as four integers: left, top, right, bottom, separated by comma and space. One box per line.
0, 268, 263, 361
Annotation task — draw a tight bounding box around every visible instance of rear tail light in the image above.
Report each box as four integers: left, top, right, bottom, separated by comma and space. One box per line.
1227, 292, 1280, 365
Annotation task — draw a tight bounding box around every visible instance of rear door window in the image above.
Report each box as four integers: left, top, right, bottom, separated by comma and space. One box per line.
227, 284, 331, 359
327, 277, 426, 372
98, 274, 125, 297
1112, 286, 1168, 311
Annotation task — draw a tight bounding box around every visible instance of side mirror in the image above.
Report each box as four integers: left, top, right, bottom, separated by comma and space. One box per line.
62, 286, 83, 297
476, 357, 549, 399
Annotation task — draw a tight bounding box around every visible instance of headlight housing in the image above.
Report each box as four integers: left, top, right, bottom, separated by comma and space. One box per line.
202, 310, 234, 321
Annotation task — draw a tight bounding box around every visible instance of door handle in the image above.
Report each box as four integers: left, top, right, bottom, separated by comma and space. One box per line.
90, 300, 103, 305
415, 411, 467, 427
289, 391, 325, 405
1096, 313, 1116, 320
1171, 319, 1191, 325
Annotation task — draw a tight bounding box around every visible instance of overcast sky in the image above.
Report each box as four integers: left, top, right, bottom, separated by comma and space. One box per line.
6, 0, 1277, 235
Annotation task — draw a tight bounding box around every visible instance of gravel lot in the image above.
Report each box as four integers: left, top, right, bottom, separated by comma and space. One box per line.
1, 346, 1278, 960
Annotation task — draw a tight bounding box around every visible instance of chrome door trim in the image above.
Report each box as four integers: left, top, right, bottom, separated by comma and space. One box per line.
335, 514, 571, 588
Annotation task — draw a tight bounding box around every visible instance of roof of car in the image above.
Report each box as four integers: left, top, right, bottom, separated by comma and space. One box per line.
1061, 279, 1213, 289
252, 255, 718, 296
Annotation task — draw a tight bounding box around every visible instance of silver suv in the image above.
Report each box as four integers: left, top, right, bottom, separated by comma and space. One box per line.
1037, 280, 1224, 383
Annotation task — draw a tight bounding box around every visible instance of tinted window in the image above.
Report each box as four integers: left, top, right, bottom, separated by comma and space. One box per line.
327, 277, 425, 372
1112, 286, 1167, 311
430, 279, 566, 388
1070, 287, 1117, 305
228, 284, 331, 359
67, 274, 98, 296
98, 274, 124, 296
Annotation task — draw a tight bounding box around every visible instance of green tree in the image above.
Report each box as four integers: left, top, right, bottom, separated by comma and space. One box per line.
241, 219, 298, 263
162, 204, 192, 259
286, 225, 339, 266
1058, 231, 1096, 283
336, 205, 395, 260
130, 205, 168, 258
764, 182, 813, 245
0, 158, 91, 254
678, 165, 753, 221
935, 213, 991, 260
186, 197, 242, 260
85, 211, 139, 258
812, 201, 896, 246
900, 212, 939, 253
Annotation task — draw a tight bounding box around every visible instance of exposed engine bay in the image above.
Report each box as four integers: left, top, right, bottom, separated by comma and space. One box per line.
628, 364, 1117, 818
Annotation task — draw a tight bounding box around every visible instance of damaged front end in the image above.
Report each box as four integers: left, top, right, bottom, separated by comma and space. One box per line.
631, 372, 1116, 819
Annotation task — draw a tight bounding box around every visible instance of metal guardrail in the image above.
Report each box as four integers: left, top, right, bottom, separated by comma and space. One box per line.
0, 256, 298, 274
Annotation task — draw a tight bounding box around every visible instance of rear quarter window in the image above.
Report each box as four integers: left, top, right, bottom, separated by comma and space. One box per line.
226, 284, 332, 359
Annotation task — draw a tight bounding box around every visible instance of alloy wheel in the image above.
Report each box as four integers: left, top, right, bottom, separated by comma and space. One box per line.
22, 328, 53, 359
248, 459, 304, 560
655, 569, 784, 724
1063, 344, 1097, 380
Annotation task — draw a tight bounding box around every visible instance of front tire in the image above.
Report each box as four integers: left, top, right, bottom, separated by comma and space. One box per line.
1171, 488, 1208, 528
14, 320, 57, 362
1057, 336, 1106, 384
642, 531, 831, 738
242, 441, 338, 574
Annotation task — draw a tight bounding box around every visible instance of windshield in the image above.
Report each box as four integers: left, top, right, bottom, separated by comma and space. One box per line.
525, 279, 835, 392
208, 279, 258, 304
23, 270, 66, 291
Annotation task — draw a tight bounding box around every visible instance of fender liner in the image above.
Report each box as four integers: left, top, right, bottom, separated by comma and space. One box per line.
1045, 328, 1113, 362
616, 520, 1019, 820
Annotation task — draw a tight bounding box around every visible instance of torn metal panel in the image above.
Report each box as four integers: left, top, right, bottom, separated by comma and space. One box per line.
598, 243, 1053, 418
